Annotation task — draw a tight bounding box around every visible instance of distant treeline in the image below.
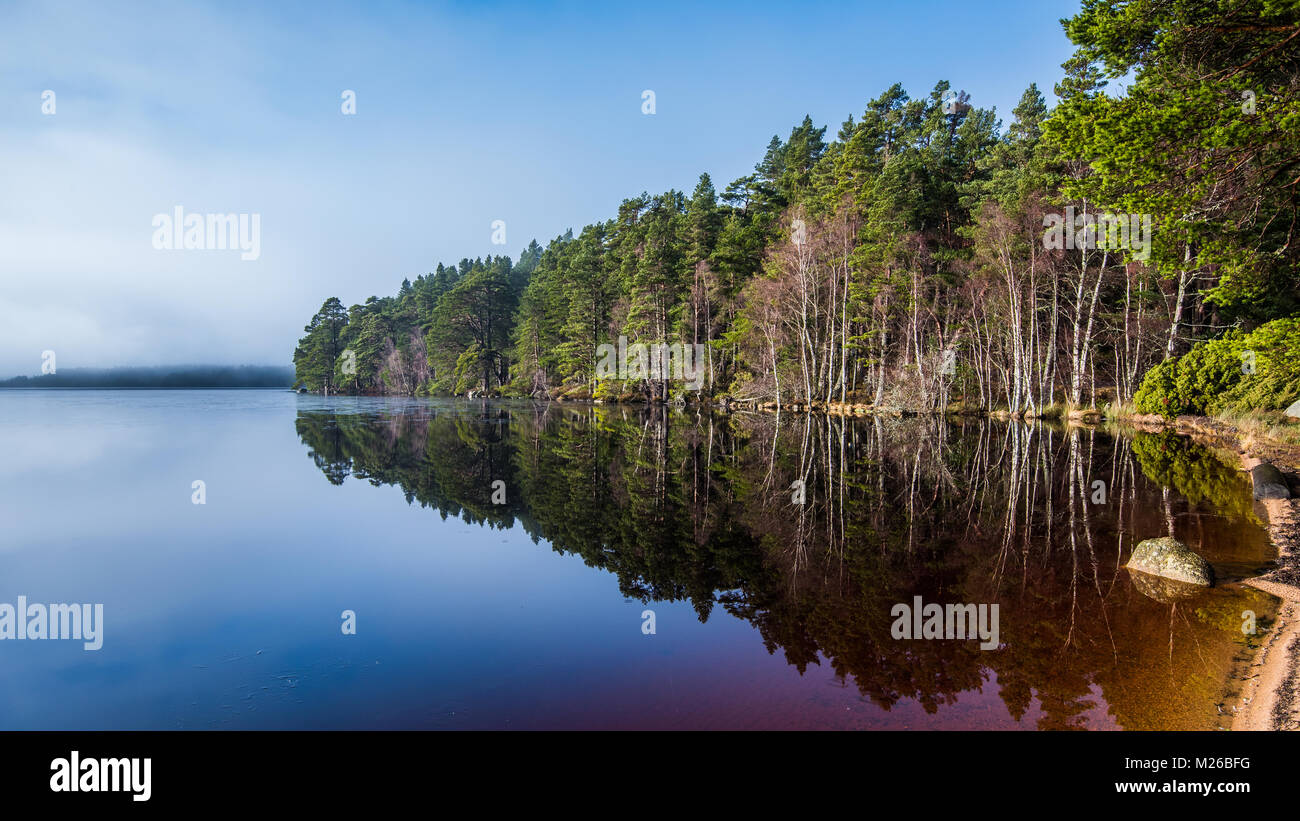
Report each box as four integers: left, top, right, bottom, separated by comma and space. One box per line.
0, 365, 295, 389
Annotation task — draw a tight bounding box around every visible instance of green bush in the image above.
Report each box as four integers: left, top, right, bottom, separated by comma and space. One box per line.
1171, 329, 1247, 415
1134, 358, 1182, 416
592, 379, 621, 401
1216, 318, 1300, 414
1134, 318, 1300, 418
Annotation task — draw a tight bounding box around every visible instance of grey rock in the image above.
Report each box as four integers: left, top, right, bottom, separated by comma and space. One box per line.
1250, 463, 1291, 500
1286, 399, 1300, 419
1125, 537, 1214, 586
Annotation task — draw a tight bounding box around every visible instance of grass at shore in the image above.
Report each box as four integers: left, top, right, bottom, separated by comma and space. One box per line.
1109, 404, 1300, 471
1103, 399, 1137, 420
1213, 409, 1300, 448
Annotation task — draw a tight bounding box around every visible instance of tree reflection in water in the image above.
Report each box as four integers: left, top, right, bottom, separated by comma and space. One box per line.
296, 400, 1278, 729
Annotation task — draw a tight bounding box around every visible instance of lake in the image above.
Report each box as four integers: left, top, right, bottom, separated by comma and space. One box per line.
0, 390, 1279, 729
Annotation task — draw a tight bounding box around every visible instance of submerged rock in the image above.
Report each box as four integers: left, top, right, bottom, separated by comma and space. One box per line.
1127, 569, 1206, 603
1125, 537, 1214, 586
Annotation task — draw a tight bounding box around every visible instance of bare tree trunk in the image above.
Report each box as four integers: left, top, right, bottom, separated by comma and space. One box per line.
1165, 243, 1191, 360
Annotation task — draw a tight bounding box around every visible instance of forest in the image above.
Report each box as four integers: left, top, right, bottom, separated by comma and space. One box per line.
293, 0, 1300, 423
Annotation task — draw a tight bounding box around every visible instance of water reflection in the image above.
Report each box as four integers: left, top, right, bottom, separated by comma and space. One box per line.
295, 400, 1279, 729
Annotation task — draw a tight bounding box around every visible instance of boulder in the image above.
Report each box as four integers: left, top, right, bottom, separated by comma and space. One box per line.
1125, 537, 1214, 586
1250, 463, 1291, 500
1286, 399, 1300, 419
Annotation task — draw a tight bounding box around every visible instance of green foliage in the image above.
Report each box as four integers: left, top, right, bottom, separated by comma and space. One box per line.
1173, 332, 1249, 415
293, 297, 348, 393
1134, 319, 1300, 417
1050, 0, 1300, 318
293, 257, 521, 396
1218, 318, 1300, 413
1133, 358, 1181, 416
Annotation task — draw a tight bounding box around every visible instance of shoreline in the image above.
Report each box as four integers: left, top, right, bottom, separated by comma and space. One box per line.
1229, 454, 1300, 731
1110, 413, 1300, 731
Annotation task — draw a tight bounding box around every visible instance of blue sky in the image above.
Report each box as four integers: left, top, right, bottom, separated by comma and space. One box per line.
0, 0, 1082, 376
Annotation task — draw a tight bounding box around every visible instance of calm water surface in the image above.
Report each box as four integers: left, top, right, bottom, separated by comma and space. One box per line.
0, 390, 1280, 729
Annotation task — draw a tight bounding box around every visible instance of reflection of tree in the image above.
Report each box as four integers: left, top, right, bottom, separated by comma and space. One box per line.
294, 405, 1275, 729
1129, 431, 1261, 525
